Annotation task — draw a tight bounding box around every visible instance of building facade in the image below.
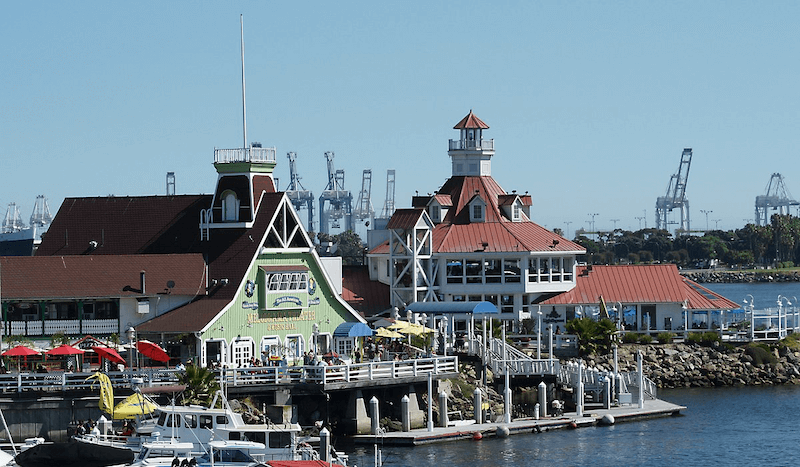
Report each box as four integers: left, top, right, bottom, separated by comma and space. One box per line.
367, 111, 586, 330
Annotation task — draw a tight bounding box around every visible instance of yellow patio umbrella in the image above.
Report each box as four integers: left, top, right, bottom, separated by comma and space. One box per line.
376, 327, 404, 339
387, 321, 411, 331
399, 323, 435, 336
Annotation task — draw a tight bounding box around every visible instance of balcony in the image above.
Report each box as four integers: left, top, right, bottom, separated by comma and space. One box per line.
448, 138, 494, 151
214, 146, 276, 164
6, 319, 119, 337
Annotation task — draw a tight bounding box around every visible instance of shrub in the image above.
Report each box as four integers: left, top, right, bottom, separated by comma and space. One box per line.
638, 334, 653, 344
621, 333, 639, 344
701, 332, 720, 345
657, 332, 674, 344
686, 332, 703, 344
745, 343, 777, 367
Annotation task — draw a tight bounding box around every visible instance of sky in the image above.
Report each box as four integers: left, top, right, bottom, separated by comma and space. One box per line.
3, 1, 800, 239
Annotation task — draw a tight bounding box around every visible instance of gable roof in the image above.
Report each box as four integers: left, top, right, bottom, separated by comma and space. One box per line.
1, 254, 206, 300
136, 192, 284, 333
540, 264, 739, 311
37, 195, 210, 256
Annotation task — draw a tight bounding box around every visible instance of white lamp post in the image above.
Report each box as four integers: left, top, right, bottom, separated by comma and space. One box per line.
126, 326, 136, 371
537, 306, 542, 360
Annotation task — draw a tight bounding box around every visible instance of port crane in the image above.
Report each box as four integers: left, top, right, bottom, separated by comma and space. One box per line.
285, 152, 315, 232
371, 169, 396, 230
353, 169, 374, 225
655, 148, 692, 233
318, 151, 353, 235
755, 173, 799, 225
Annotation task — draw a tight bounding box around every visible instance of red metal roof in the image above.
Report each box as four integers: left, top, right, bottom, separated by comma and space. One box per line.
385, 209, 426, 230
541, 264, 739, 310
453, 110, 489, 129
341, 265, 390, 316
0, 254, 206, 299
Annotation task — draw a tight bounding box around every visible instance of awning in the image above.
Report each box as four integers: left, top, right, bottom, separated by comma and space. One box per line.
405, 301, 498, 314
333, 322, 374, 337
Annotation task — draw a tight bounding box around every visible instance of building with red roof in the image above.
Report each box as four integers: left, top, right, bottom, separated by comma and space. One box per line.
367, 111, 586, 330
1, 144, 365, 367
540, 264, 739, 333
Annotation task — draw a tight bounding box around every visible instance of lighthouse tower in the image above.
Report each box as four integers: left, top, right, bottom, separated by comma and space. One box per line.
448, 110, 494, 177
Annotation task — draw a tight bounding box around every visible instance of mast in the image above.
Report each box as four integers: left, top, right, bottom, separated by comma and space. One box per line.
240, 14, 248, 153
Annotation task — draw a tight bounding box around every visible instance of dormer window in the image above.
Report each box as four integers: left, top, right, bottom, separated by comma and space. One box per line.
430, 205, 441, 222
472, 204, 482, 220
512, 203, 521, 222
221, 191, 239, 222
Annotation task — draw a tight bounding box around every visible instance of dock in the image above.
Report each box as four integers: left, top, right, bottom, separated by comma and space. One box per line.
350, 398, 685, 446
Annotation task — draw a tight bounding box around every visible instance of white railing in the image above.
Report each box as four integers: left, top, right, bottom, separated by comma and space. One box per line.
475, 337, 560, 377
448, 139, 494, 151
214, 147, 276, 164
0, 369, 180, 393
222, 356, 459, 387
6, 319, 120, 337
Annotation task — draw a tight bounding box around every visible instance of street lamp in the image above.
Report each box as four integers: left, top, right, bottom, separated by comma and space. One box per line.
700, 210, 713, 231
126, 326, 136, 371
536, 306, 542, 360
743, 295, 754, 341
588, 213, 599, 238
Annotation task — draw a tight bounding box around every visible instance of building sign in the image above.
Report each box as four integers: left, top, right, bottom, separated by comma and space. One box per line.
247, 310, 316, 332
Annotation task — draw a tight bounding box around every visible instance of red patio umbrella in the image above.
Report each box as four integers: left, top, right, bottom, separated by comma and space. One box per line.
92, 346, 126, 366
46, 345, 85, 356
2, 345, 40, 357
136, 340, 170, 363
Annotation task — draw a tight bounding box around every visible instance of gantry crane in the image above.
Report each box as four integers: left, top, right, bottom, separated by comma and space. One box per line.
755, 173, 799, 225
318, 151, 353, 235
370, 169, 396, 231
285, 152, 315, 232
353, 169, 374, 224
655, 148, 692, 233
29, 195, 52, 227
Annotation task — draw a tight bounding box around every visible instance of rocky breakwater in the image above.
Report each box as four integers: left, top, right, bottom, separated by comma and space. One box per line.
586, 342, 800, 388
682, 270, 800, 283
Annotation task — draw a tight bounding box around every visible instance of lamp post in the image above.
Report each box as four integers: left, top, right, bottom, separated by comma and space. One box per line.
779, 296, 792, 338
700, 210, 712, 232
744, 295, 754, 341
126, 327, 136, 372
537, 306, 542, 360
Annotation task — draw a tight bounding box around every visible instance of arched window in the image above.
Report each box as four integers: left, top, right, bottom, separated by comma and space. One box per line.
222, 191, 239, 222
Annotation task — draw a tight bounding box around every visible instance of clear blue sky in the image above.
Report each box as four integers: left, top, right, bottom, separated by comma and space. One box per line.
3, 1, 799, 237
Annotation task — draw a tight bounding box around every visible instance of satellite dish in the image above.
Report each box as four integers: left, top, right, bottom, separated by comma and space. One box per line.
166, 280, 175, 289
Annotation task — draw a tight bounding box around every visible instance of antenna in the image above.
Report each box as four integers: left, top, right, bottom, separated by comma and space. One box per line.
240, 14, 248, 152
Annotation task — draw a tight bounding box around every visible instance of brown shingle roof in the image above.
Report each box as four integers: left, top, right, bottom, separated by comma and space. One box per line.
0, 254, 206, 300
136, 192, 284, 333
37, 195, 210, 256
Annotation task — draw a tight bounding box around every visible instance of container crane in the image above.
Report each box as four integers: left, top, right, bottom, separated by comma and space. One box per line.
353, 169, 374, 224
318, 151, 353, 235
655, 148, 692, 233
755, 173, 799, 225
285, 152, 315, 232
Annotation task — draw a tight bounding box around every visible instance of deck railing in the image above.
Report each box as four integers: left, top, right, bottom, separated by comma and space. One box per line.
214, 147, 276, 164
222, 356, 459, 387
0, 369, 180, 393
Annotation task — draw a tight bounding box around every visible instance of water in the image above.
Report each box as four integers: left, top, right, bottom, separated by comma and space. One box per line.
348, 386, 800, 466
344, 282, 800, 466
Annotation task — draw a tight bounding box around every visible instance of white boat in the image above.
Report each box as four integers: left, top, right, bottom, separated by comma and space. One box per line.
126, 439, 267, 467
74, 391, 348, 465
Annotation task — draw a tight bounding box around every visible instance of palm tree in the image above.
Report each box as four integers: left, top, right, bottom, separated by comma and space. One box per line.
176, 365, 220, 406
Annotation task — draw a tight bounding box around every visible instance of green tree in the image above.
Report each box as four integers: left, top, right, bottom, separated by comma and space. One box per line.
565, 318, 617, 357
177, 365, 220, 407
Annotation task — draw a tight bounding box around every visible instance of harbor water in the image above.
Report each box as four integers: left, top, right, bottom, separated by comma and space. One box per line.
347, 282, 800, 466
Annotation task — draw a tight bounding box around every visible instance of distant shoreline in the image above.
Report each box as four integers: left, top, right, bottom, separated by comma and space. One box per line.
681, 270, 800, 283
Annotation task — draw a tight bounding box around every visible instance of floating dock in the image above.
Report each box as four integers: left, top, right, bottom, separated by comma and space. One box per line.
351, 398, 684, 446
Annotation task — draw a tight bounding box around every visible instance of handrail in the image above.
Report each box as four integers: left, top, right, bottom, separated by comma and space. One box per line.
220, 356, 459, 387
0, 369, 180, 393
